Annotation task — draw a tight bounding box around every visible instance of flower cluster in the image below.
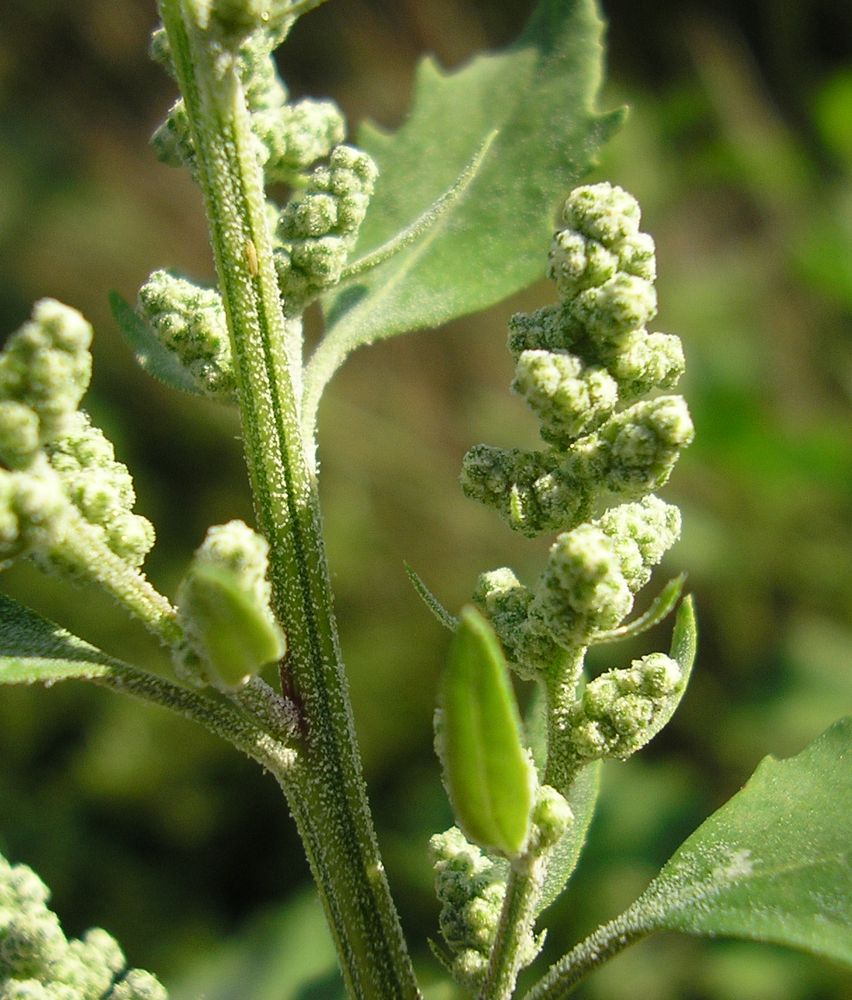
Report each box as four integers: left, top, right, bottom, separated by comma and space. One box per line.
430, 787, 571, 990
462, 184, 691, 674
459, 184, 692, 776
0, 301, 154, 573
562, 651, 684, 766
175, 519, 285, 690
0, 852, 167, 1000
430, 827, 518, 991
461, 183, 692, 538
135, 271, 235, 400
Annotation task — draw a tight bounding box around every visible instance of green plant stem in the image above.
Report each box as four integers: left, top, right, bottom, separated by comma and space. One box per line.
157, 4, 420, 997
521, 909, 650, 1000
543, 648, 586, 795
92, 660, 296, 773
479, 854, 547, 1000
50, 508, 181, 646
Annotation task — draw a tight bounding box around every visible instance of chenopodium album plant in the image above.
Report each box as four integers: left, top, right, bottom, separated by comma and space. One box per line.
0, 1, 849, 999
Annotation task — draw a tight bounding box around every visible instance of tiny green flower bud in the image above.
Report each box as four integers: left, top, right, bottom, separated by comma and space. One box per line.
605, 329, 684, 398
0, 401, 41, 469
617, 231, 656, 281
176, 520, 285, 689
597, 396, 694, 498
529, 524, 632, 646
0, 300, 92, 451
512, 349, 618, 445
149, 26, 174, 79
452, 949, 489, 992
108, 971, 169, 1000
547, 230, 618, 298
571, 272, 658, 348
530, 785, 573, 851
560, 183, 642, 249
255, 99, 345, 183
53, 929, 124, 998
151, 101, 196, 174
0, 465, 69, 563
507, 304, 575, 360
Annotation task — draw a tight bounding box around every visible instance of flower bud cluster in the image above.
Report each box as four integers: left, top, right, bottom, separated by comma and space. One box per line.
136, 271, 236, 400
474, 496, 680, 676
0, 300, 91, 467
0, 302, 154, 571
563, 652, 684, 765
458, 185, 692, 791
175, 520, 285, 690
429, 827, 512, 991
150, 14, 376, 314
430, 789, 567, 989
462, 183, 692, 538
0, 852, 167, 1000
273, 145, 378, 310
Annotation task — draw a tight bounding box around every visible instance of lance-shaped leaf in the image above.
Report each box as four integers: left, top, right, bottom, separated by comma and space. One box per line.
0, 590, 130, 684
631, 715, 852, 963
304, 0, 623, 431
437, 606, 535, 857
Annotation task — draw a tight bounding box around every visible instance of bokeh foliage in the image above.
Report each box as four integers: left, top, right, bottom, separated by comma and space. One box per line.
0, 1, 850, 997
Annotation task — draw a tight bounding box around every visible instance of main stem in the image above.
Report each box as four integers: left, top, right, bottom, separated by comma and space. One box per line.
157, 5, 420, 997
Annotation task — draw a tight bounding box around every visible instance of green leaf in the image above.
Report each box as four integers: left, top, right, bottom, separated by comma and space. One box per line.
109, 290, 207, 398
437, 605, 535, 857
0, 590, 129, 684
537, 761, 601, 915
178, 563, 286, 689
627, 594, 697, 751
630, 717, 852, 965
304, 0, 623, 431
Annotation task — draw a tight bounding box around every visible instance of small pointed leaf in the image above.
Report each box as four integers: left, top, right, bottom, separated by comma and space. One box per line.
437, 605, 535, 857
109, 290, 208, 398
627, 717, 852, 965
404, 562, 458, 631
592, 574, 686, 644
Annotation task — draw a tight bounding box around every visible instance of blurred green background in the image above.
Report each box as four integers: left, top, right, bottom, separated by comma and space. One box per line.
1, 1, 850, 997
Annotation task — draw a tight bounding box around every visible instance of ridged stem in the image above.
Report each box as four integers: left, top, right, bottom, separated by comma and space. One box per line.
478, 853, 547, 1000
156, 4, 420, 997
